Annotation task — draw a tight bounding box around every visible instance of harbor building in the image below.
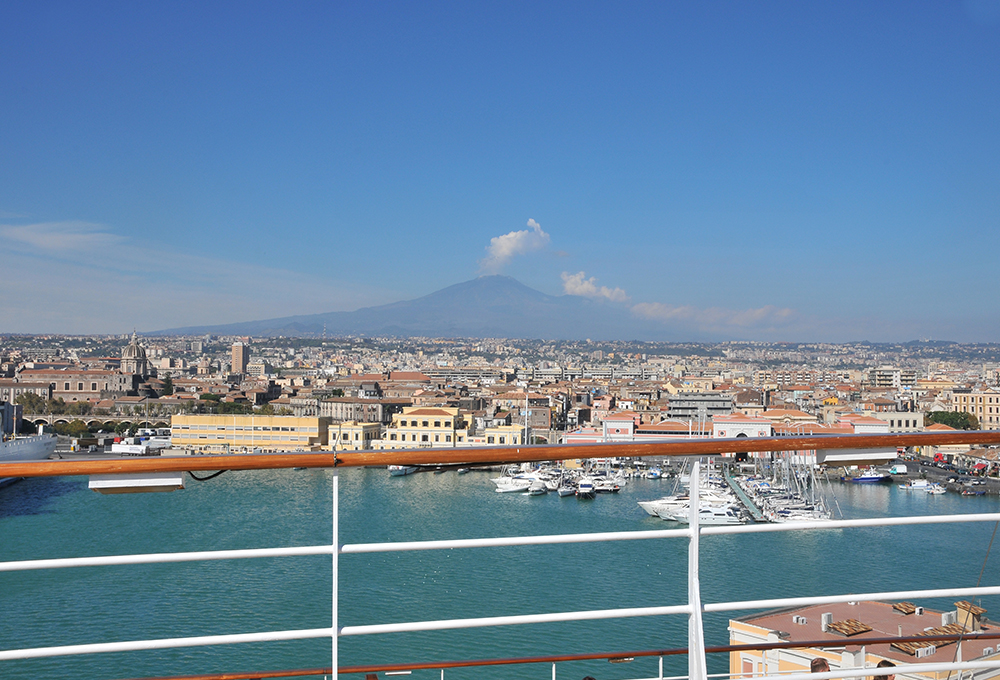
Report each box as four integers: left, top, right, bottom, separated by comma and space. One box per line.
330, 421, 383, 451
371, 406, 469, 449
170, 414, 328, 453
468, 423, 526, 446
730, 600, 997, 680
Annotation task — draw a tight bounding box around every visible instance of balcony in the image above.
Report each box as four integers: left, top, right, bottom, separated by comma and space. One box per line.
2, 430, 1000, 680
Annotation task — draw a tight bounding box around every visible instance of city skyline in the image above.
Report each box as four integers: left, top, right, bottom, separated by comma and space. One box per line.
2, 2, 999, 341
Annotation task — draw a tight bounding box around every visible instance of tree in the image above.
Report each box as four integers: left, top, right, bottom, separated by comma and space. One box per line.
14, 393, 46, 414
161, 375, 174, 396
67, 401, 92, 416
218, 401, 252, 414
926, 411, 979, 430
55, 420, 90, 437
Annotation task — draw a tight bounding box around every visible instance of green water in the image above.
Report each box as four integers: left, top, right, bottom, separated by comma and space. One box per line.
1, 469, 999, 680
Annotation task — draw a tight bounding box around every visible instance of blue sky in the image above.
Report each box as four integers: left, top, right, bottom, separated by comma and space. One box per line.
2, 1, 998, 341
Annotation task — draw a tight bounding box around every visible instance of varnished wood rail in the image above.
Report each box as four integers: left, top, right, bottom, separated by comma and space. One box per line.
2, 430, 998, 478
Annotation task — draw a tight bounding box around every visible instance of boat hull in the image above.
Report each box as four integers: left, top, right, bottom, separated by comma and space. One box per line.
0, 434, 58, 486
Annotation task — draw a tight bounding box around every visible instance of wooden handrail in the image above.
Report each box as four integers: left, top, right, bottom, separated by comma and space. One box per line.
2, 430, 999, 478
337, 631, 1000, 674
107, 631, 1000, 678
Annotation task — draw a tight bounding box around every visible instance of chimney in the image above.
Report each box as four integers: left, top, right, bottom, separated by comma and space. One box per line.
822, 613, 833, 632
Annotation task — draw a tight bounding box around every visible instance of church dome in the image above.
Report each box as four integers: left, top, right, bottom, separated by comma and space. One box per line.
122, 332, 147, 361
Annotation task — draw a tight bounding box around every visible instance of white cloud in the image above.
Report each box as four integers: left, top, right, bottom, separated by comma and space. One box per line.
1, 221, 123, 252
478, 218, 551, 274
632, 301, 794, 329
560, 271, 629, 302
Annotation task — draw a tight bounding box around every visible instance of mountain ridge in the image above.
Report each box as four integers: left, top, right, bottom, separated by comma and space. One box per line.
151, 275, 676, 340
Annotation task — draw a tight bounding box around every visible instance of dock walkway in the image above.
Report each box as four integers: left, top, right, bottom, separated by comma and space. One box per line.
723, 466, 768, 523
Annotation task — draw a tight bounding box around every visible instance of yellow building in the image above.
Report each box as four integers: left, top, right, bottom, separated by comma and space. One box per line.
170, 414, 328, 453
952, 388, 1000, 430
468, 424, 526, 446
330, 421, 382, 451
373, 406, 469, 449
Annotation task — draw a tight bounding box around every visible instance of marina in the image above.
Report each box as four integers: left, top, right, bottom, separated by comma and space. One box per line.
2, 456, 1000, 680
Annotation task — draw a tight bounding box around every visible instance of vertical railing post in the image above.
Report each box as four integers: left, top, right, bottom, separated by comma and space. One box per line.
332, 469, 339, 678
688, 460, 707, 680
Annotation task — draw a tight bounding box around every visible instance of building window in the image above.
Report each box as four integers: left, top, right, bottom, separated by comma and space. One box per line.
91, 383, 97, 391
64, 383, 70, 390
434, 434, 439, 442
434, 421, 441, 428
390, 434, 397, 441
422, 421, 429, 427
499, 436, 505, 444
421, 434, 428, 442
444, 421, 451, 427
445, 435, 451, 442
488, 436, 495, 444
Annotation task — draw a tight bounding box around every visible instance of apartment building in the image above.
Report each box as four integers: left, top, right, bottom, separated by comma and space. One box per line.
951, 387, 1000, 430
868, 366, 917, 388
330, 421, 383, 451
372, 406, 469, 450
170, 414, 328, 453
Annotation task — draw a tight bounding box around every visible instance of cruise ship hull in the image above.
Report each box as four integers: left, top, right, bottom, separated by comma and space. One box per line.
0, 434, 58, 487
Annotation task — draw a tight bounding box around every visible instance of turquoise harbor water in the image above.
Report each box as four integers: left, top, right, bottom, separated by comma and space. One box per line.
2, 468, 1000, 680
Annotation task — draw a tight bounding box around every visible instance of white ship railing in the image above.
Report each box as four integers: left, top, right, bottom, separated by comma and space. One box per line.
2, 447, 1000, 680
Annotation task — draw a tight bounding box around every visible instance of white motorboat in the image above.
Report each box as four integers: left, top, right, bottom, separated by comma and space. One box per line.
526, 479, 548, 496
594, 479, 620, 493
576, 478, 596, 499
388, 465, 418, 477
639, 489, 734, 519
493, 476, 532, 493
674, 505, 744, 525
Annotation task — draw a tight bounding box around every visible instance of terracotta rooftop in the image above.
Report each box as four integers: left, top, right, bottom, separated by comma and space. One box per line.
736, 600, 991, 665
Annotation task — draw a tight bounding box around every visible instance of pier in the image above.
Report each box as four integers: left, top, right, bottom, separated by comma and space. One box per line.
724, 465, 767, 523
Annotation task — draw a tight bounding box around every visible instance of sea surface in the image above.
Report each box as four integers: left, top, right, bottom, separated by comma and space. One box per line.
1, 467, 999, 680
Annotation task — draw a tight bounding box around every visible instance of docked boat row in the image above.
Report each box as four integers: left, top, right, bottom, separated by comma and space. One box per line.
490, 463, 627, 498
637, 456, 833, 525
637, 463, 747, 525
734, 474, 832, 522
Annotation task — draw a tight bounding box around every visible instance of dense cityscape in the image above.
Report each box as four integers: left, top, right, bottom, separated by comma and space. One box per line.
2, 333, 999, 473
